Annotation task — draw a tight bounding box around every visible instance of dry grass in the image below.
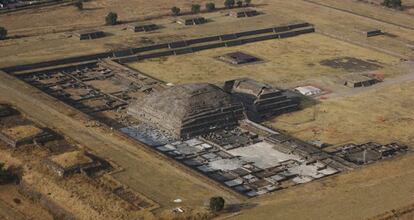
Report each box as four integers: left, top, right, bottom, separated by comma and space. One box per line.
1, 125, 43, 140
49, 150, 92, 169
127, 33, 400, 87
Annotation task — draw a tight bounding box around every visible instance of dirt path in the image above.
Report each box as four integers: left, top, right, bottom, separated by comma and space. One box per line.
0, 199, 26, 220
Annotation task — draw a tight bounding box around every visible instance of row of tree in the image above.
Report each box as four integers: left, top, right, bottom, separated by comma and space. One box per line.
382, 0, 403, 9
172, 0, 252, 16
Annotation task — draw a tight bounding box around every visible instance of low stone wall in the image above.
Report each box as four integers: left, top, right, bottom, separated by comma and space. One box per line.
3, 23, 315, 73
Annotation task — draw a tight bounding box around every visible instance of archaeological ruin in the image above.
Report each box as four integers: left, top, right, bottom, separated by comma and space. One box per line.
128, 22, 159, 32
127, 83, 245, 139
74, 29, 105, 40
229, 9, 260, 18
218, 52, 261, 65
177, 16, 207, 25
224, 78, 300, 121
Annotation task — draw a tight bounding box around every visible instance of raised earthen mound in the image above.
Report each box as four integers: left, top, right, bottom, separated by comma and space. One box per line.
128, 83, 244, 139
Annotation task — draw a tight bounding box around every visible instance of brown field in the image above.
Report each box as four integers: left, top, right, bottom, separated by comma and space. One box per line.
0, 0, 226, 34
1, 0, 414, 219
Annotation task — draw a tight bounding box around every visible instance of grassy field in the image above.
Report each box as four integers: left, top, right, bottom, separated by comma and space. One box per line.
0, 0, 226, 34
127, 33, 400, 87
266, 80, 414, 146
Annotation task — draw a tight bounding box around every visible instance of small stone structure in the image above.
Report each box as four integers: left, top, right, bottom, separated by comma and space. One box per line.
43, 150, 111, 177
128, 22, 158, 32
229, 9, 259, 18
177, 16, 207, 25
343, 73, 379, 88
0, 105, 13, 117
128, 83, 244, 139
333, 142, 407, 165
0, 124, 44, 148
218, 52, 260, 65
224, 78, 299, 121
362, 29, 383, 37
74, 30, 105, 40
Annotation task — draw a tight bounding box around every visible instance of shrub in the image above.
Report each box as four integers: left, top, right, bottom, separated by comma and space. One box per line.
191, 4, 201, 13
245, 0, 252, 6
236, 0, 243, 7
74, 0, 83, 10
209, 196, 225, 212
224, 0, 235, 8
0, 27, 7, 40
105, 12, 118, 25
382, 0, 403, 9
171, 6, 181, 16
206, 2, 216, 11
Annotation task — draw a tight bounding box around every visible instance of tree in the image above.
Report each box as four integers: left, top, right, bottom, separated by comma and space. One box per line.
224, 0, 235, 8
0, 27, 7, 40
209, 196, 225, 212
244, 0, 252, 6
236, 0, 243, 7
0, 163, 14, 184
171, 6, 181, 16
191, 4, 201, 13
105, 12, 118, 25
206, 2, 216, 11
382, 0, 402, 9
74, 0, 83, 10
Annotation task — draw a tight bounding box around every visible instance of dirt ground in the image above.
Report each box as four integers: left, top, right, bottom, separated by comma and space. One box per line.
127, 33, 400, 87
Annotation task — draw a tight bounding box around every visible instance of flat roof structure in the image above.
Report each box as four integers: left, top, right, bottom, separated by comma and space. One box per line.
229, 8, 259, 18
219, 52, 260, 65
74, 29, 105, 40
177, 16, 207, 26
